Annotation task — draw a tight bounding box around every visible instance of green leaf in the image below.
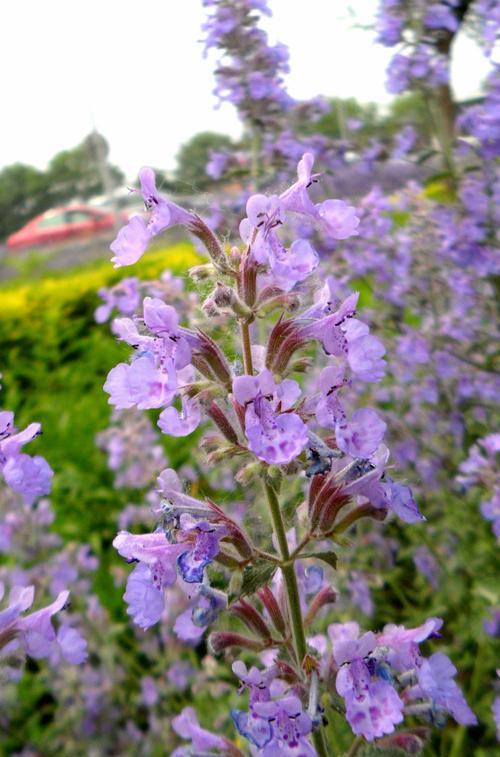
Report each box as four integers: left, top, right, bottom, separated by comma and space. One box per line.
239, 561, 278, 597
299, 551, 338, 569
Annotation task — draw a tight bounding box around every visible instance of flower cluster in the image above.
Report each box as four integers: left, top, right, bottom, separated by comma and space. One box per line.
104, 146, 480, 754
201, 0, 293, 129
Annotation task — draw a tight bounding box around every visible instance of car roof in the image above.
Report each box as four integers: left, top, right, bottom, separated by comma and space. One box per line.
31, 204, 107, 224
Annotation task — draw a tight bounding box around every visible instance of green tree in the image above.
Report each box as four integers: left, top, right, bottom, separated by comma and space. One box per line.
0, 133, 124, 241
297, 97, 381, 145
381, 93, 434, 142
46, 132, 124, 206
0, 164, 49, 240
174, 131, 234, 191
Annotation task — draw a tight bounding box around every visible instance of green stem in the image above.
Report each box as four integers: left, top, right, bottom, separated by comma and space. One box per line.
345, 735, 364, 757
263, 476, 331, 757
249, 124, 261, 192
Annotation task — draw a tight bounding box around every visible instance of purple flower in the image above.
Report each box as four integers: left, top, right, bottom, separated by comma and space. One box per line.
56, 624, 88, 664
413, 545, 440, 588
300, 291, 359, 356
315, 364, 347, 430
425, 3, 459, 32
481, 490, 500, 539
206, 150, 229, 180
110, 168, 194, 267
316, 199, 360, 240
2, 454, 53, 505
158, 396, 201, 437
337, 659, 404, 741
345, 320, 386, 382
378, 617, 443, 672
251, 695, 314, 755
94, 277, 140, 322
104, 355, 176, 410
333, 628, 404, 742
385, 480, 425, 524
122, 563, 166, 629
110, 215, 152, 268
483, 607, 500, 637
336, 408, 387, 459
141, 675, 159, 707
176, 517, 226, 583
174, 585, 227, 642
416, 652, 477, 726
233, 370, 307, 465
113, 530, 184, 589
0, 420, 41, 459
18, 590, 86, 663
172, 706, 228, 754
493, 696, 500, 742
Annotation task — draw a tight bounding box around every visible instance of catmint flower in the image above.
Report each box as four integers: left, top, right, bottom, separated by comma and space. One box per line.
250, 696, 315, 755
15, 589, 87, 664
110, 168, 194, 268
0, 413, 53, 505
233, 369, 308, 465
94, 277, 140, 323
113, 531, 184, 589
336, 408, 387, 459
122, 563, 166, 629
176, 516, 227, 583
316, 199, 360, 239
110, 215, 152, 268
415, 652, 477, 726
158, 395, 201, 437
332, 624, 404, 741
104, 355, 176, 410
174, 584, 227, 642
2, 454, 53, 506
345, 320, 386, 381
315, 364, 347, 430
172, 706, 230, 756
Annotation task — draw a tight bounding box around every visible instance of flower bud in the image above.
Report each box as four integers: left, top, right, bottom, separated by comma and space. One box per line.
212, 282, 252, 319
230, 246, 241, 266
257, 292, 301, 317
258, 586, 287, 637
332, 502, 388, 535
209, 631, 263, 654
202, 296, 220, 318
206, 401, 240, 445
189, 263, 215, 282
288, 357, 313, 374
188, 215, 234, 275
230, 599, 272, 640
235, 462, 261, 485
304, 586, 337, 626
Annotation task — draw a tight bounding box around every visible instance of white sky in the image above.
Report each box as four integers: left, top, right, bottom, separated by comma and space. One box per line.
0, 0, 492, 178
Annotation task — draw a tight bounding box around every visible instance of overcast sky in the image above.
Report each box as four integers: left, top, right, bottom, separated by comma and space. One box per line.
1, 0, 492, 178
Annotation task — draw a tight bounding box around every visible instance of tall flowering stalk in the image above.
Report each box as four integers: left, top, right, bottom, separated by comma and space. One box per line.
105, 153, 476, 754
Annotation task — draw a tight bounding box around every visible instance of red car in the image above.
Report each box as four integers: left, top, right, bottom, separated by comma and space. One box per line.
6, 204, 127, 250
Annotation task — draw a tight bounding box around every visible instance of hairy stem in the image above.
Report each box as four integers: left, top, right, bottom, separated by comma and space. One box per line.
263, 476, 331, 757
240, 320, 254, 375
